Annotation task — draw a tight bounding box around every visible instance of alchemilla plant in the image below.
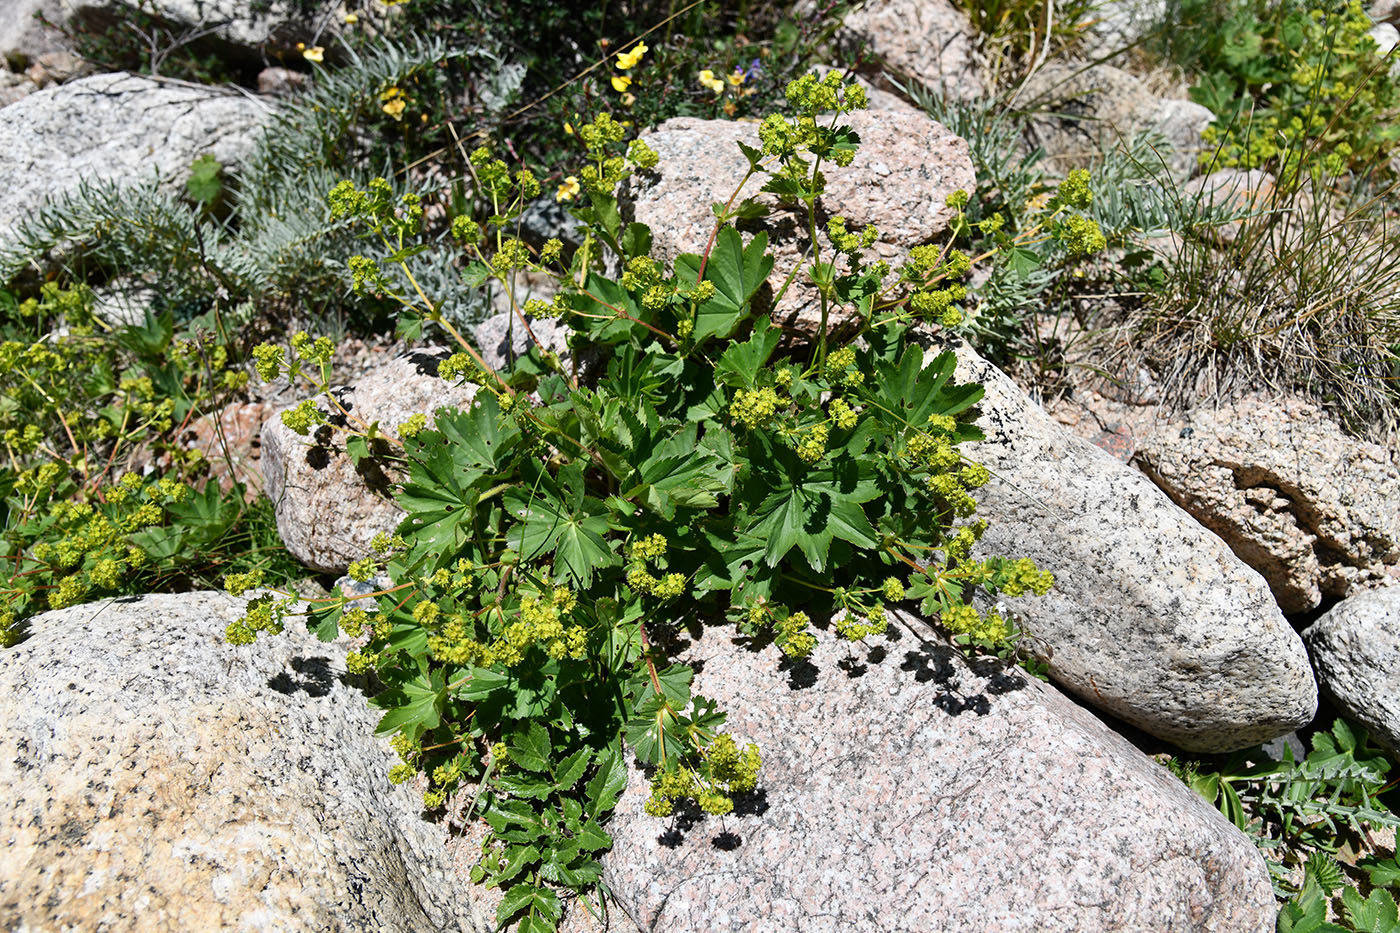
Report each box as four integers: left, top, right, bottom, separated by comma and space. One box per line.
231, 71, 1077, 931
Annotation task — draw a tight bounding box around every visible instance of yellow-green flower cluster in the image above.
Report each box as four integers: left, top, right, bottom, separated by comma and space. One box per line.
941, 603, 1009, 643
1058, 215, 1106, 257
795, 422, 828, 463
280, 399, 327, 436
492, 587, 588, 665
730, 386, 781, 430
834, 603, 887, 640
225, 594, 289, 646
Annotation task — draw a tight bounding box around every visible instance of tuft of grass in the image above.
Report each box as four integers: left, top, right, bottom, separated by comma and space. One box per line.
1119, 167, 1400, 439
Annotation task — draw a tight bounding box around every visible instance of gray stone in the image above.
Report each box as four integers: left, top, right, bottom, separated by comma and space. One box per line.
0, 591, 489, 932
1304, 586, 1400, 755
1020, 62, 1209, 178
0, 0, 65, 63
602, 616, 1277, 932
942, 338, 1318, 752
0, 72, 269, 245
262, 347, 478, 574
838, 0, 986, 100
1080, 0, 1169, 58
1134, 396, 1400, 614
474, 307, 571, 372
630, 111, 974, 339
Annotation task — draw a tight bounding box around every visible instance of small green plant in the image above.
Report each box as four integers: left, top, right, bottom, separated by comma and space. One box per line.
0, 283, 300, 643
231, 72, 1083, 931
1166, 718, 1400, 921
1277, 851, 1399, 932
1189, 0, 1400, 178
951, 0, 1097, 87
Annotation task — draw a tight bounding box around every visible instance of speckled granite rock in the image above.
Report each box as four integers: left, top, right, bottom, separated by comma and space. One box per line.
936, 337, 1317, 752
0, 72, 268, 245
630, 111, 974, 338
262, 347, 477, 573
1134, 396, 1400, 614
1304, 587, 1400, 755
603, 617, 1277, 932
1019, 63, 1211, 178
838, 0, 986, 100
8, 0, 330, 59
0, 592, 489, 933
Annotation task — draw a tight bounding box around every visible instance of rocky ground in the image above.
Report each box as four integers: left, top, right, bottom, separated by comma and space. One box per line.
1, 1, 1398, 931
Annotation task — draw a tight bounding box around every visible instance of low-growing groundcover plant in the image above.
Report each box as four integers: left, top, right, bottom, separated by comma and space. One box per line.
1167, 719, 1400, 932
1179, 0, 1400, 179
228, 72, 1088, 930
0, 284, 301, 645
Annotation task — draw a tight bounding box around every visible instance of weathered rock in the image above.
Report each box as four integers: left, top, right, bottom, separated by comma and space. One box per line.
1135, 396, 1400, 614
1303, 586, 1400, 755
0, 72, 269, 245
603, 617, 1277, 932
1080, 0, 1169, 57
9, 0, 329, 60
256, 65, 307, 96
0, 591, 489, 932
630, 111, 974, 338
475, 307, 571, 372
1020, 62, 1211, 178
262, 347, 477, 573
839, 0, 986, 100
0, 68, 34, 107
939, 337, 1318, 751
0, 0, 66, 63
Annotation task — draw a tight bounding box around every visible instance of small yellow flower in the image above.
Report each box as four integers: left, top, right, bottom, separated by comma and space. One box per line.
563, 121, 574, 135
621, 92, 636, 106
344, 12, 359, 23
611, 73, 632, 93
556, 175, 581, 202
727, 69, 745, 86
698, 69, 724, 94
615, 42, 647, 70
302, 45, 325, 63
380, 86, 405, 120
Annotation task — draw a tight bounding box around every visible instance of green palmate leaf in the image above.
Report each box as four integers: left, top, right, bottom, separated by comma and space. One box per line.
741, 442, 880, 570
715, 315, 779, 388
577, 272, 647, 344
371, 666, 445, 738
624, 695, 686, 766
553, 747, 591, 789
868, 345, 984, 437
1343, 887, 1400, 933
1362, 854, 1400, 889
504, 462, 615, 587
185, 154, 223, 205
397, 394, 519, 561
674, 226, 773, 342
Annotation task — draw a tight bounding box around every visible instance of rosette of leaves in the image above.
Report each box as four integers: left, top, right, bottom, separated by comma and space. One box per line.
237, 72, 1054, 932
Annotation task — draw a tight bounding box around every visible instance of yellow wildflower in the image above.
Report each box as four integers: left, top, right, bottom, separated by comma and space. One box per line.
615, 42, 647, 70
621, 92, 636, 106
698, 69, 725, 94
611, 74, 632, 93
302, 45, 325, 63
344, 12, 359, 23
727, 69, 745, 86
380, 86, 405, 120
556, 175, 581, 202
